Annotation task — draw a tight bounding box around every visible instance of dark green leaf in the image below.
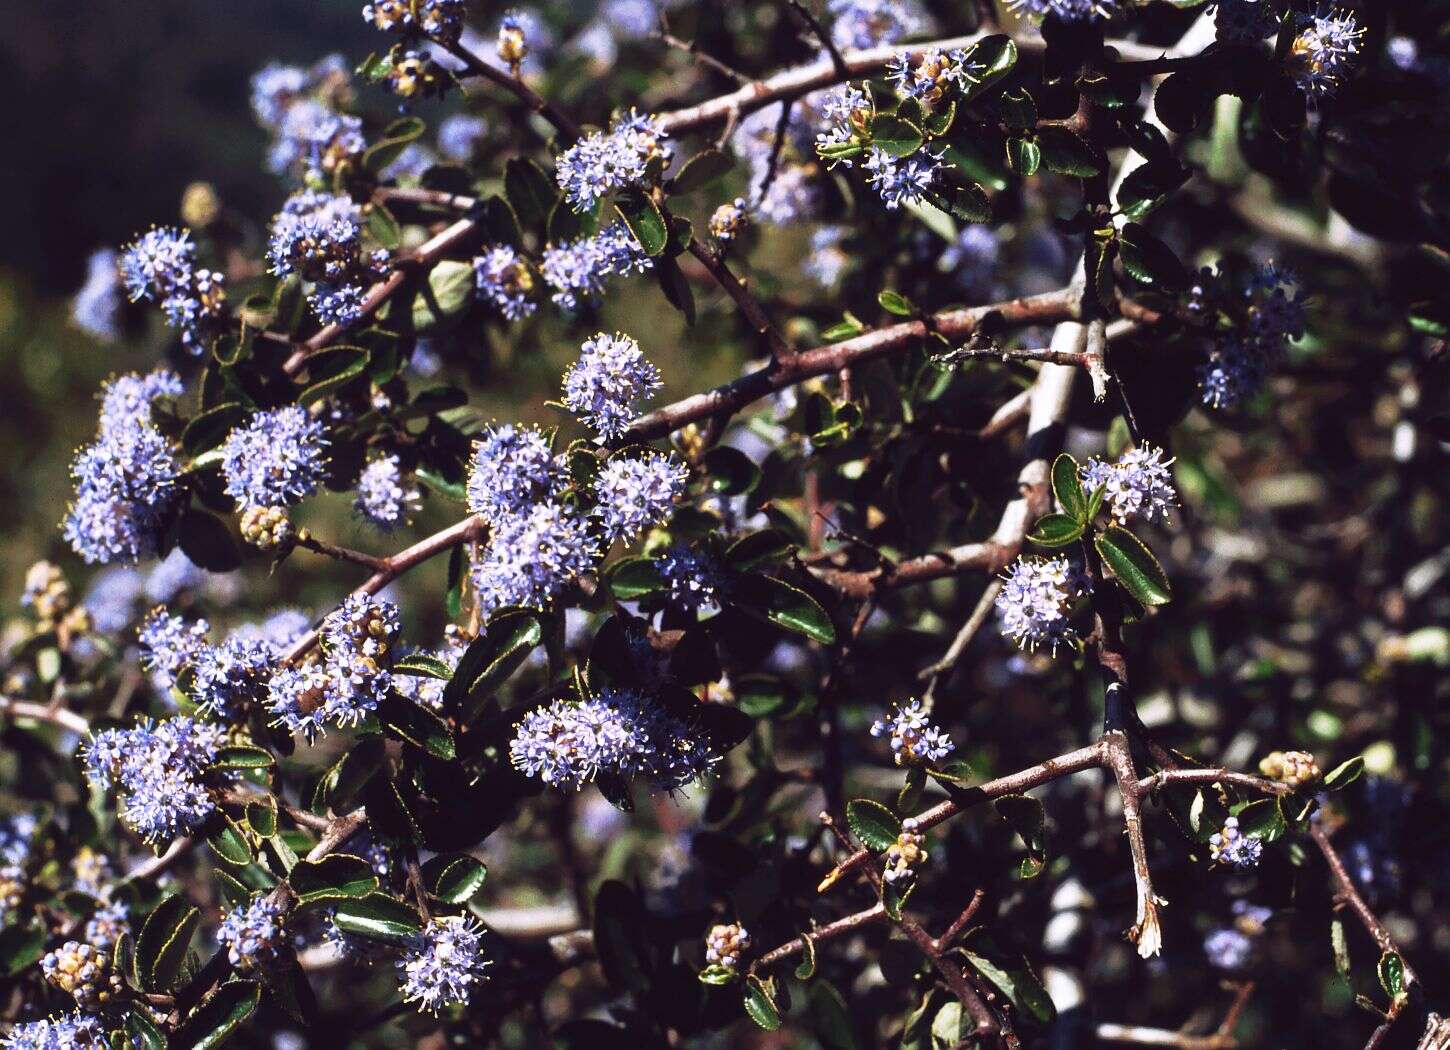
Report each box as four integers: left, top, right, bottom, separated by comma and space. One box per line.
740, 574, 837, 644
178, 510, 241, 573
959, 930, 1056, 1024
246, 798, 277, 839
137, 895, 200, 993
668, 148, 734, 194
377, 691, 456, 759
173, 980, 260, 1050
363, 116, 427, 174
960, 36, 1017, 103
743, 975, 783, 1031
1036, 126, 1107, 178
1378, 951, 1406, 1001
871, 115, 924, 157
182, 404, 247, 458
1095, 526, 1172, 606
702, 445, 760, 496
312, 736, 385, 812
607, 556, 664, 600
412, 260, 475, 331
366, 202, 402, 250
1051, 453, 1086, 521
1006, 136, 1041, 177
299, 346, 371, 407
614, 190, 669, 256
212, 744, 275, 771
593, 881, 652, 993
444, 609, 544, 717
926, 183, 991, 224
1118, 223, 1190, 293
847, 798, 902, 851
1235, 798, 1286, 843
504, 157, 557, 229
795, 933, 818, 980
995, 88, 1037, 131
725, 529, 795, 572
207, 816, 253, 867
479, 195, 522, 249
1322, 756, 1364, 791
290, 854, 379, 906
0, 922, 45, 976
898, 766, 927, 814
330, 894, 423, 945
1115, 161, 1190, 222
421, 854, 488, 904
1028, 512, 1085, 548
394, 653, 454, 680
124, 1009, 167, 1050
809, 980, 859, 1050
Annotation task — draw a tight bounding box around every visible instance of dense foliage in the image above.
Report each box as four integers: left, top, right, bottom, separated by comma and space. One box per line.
3, 0, 1448, 1046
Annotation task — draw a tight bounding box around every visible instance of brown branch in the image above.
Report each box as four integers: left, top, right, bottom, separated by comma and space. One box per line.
781, 0, 849, 77
1309, 822, 1419, 991
1104, 723, 1164, 959
817, 742, 1107, 891
280, 514, 486, 666
750, 902, 887, 972
434, 40, 581, 138
1137, 769, 1292, 798
294, 532, 390, 572
0, 695, 91, 737
124, 837, 193, 883
686, 240, 792, 361
653, 26, 751, 85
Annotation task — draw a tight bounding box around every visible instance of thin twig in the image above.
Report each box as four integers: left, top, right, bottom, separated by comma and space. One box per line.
782, 0, 850, 77
653, 23, 750, 84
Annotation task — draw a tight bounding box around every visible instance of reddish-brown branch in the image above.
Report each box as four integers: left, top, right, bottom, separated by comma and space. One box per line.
1309, 822, 1419, 992
686, 239, 792, 361
750, 902, 887, 971
435, 40, 582, 138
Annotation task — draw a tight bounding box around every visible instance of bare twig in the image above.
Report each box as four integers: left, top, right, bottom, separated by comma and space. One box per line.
0, 695, 91, 737
781, 0, 849, 77
750, 902, 887, 972
434, 40, 581, 138
653, 24, 750, 84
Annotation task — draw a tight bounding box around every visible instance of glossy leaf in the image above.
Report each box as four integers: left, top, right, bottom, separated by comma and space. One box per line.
1051, 453, 1086, 521
668, 148, 733, 194
290, 854, 379, 906
743, 975, 783, 1031
422, 853, 488, 904
1095, 526, 1172, 606
330, 894, 423, 945
1028, 512, 1085, 548
137, 895, 200, 993
614, 190, 669, 256
173, 980, 260, 1049
1118, 223, 1190, 292
1322, 756, 1364, 791
847, 797, 902, 851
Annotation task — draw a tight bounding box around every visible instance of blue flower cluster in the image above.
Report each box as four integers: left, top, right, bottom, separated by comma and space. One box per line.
1193, 262, 1305, 408
220, 406, 330, 510
119, 226, 227, 351
593, 452, 688, 543
267, 190, 391, 325
1208, 816, 1264, 870
539, 222, 654, 310
863, 146, 943, 210
473, 502, 599, 614
870, 699, 955, 766
887, 47, 981, 105
466, 424, 567, 523
397, 915, 490, 1013
363, 0, 466, 43
82, 717, 226, 844
509, 686, 719, 793
138, 608, 211, 693
1, 1011, 106, 1049
473, 244, 537, 320
437, 113, 489, 162
354, 454, 421, 532
657, 545, 728, 614
71, 248, 123, 342
995, 555, 1089, 653
84, 902, 130, 951
217, 894, 289, 971
1288, 4, 1365, 99
190, 635, 274, 721
63, 371, 185, 565
562, 331, 663, 441
827, 0, 929, 51
268, 594, 401, 738
1004, 0, 1116, 22
1080, 445, 1178, 525
394, 630, 468, 712
1212, 0, 1279, 43
249, 56, 362, 179
555, 110, 672, 213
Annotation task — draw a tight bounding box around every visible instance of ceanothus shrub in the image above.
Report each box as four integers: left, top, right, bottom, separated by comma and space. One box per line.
3, 0, 1447, 1046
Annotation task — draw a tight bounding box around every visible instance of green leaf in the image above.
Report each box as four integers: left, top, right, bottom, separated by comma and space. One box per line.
871, 115, 924, 158
366, 202, 402, 250
1330, 919, 1351, 983
883, 876, 915, 920
173, 979, 260, 1050
960, 36, 1018, 103
725, 529, 795, 572
668, 148, 734, 194
504, 157, 558, 229
443, 609, 544, 717
959, 930, 1056, 1024
593, 881, 652, 993
178, 510, 241, 573
363, 116, 427, 174
741, 574, 837, 644
847, 798, 902, 851
1051, 453, 1086, 522
1378, 950, 1406, 1001
312, 736, 385, 812
182, 403, 247, 458
0, 922, 45, 976
607, 556, 665, 601
879, 290, 916, 317
212, 744, 275, 771
898, 765, 927, 814
1115, 161, 1190, 222
207, 816, 253, 867
393, 653, 454, 680
614, 190, 669, 257
1036, 126, 1106, 178
931, 1001, 967, 1049
995, 88, 1037, 131
298, 346, 371, 406
702, 445, 761, 496
926, 183, 991, 224
1322, 756, 1364, 791
698, 963, 738, 985
330, 894, 423, 945
809, 980, 859, 1050
1006, 136, 1041, 177
1028, 512, 1085, 548
924, 100, 957, 138
927, 758, 972, 786
136, 895, 201, 993
1095, 526, 1172, 606
412, 259, 475, 332
479, 195, 522, 249
124, 1009, 167, 1050
246, 798, 277, 839
1117, 223, 1190, 293
823, 313, 866, 342
743, 975, 784, 1031
795, 933, 818, 980
421, 854, 488, 904
995, 794, 1047, 878
377, 691, 456, 759
1235, 798, 1286, 843
290, 854, 379, 906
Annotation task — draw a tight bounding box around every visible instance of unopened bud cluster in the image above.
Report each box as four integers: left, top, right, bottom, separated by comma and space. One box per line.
884, 818, 928, 883
1259, 750, 1320, 789
240, 505, 294, 550
709, 199, 749, 243
704, 923, 751, 970
41, 941, 125, 1012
